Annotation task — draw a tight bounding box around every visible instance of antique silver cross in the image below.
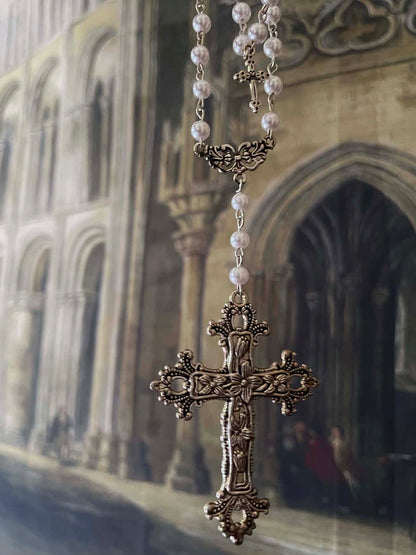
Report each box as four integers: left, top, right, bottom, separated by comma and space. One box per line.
150, 291, 318, 545
234, 50, 268, 114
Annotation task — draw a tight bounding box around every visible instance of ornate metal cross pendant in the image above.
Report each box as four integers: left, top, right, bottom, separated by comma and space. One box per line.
151, 291, 318, 544
234, 50, 267, 114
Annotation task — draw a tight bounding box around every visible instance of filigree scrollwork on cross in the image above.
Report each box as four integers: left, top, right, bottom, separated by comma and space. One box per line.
194, 137, 275, 178
151, 291, 318, 544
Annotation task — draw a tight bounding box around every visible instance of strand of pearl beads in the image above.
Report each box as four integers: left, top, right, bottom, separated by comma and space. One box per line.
191, 3, 212, 143
261, 0, 283, 134
229, 189, 250, 289
232, 0, 283, 137
190, 1, 284, 290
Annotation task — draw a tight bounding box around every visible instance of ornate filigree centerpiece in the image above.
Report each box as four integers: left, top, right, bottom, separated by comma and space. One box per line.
194, 136, 275, 179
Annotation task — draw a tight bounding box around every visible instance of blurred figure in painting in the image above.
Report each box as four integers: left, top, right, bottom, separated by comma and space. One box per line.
305, 422, 351, 511
48, 407, 73, 464
279, 421, 312, 507
330, 425, 359, 498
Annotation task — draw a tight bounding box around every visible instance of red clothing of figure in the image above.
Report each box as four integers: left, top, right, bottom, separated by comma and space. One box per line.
305, 436, 345, 485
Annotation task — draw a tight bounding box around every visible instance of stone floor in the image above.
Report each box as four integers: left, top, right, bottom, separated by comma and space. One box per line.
0, 443, 414, 555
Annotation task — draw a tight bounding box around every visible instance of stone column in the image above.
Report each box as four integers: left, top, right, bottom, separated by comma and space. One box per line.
67, 105, 93, 205
397, 282, 416, 383
305, 292, 320, 370
66, 292, 95, 429
339, 274, 360, 446
39, 121, 54, 210
48, 294, 77, 418
0, 140, 7, 218
4, 293, 44, 445
325, 281, 339, 422
109, 0, 159, 480
369, 286, 389, 455
163, 228, 212, 493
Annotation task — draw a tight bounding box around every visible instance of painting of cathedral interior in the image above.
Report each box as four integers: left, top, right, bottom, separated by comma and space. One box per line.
0, 0, 415, 553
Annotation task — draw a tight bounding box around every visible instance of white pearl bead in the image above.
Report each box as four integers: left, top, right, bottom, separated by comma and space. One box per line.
192, 13, 212, 34
261, 112, 280, 131
231, 192, 249, 210
193, 80, 212, 99
264, 75, 283, 96
233, 34, 251, 56
248, 23, 268, 45
230, 231, 250, 249
266, 6, 281, 25
261, 0, 280, 5
232, 2, 251, 25
191, 121, 210, 141
191, 45, 209, 66
264, 37, 283, 58
230, 266, 250, 286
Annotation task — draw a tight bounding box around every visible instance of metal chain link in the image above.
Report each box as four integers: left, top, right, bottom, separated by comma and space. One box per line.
195, 0, 204, 15
194, 1, 206, 130
233, 174, 247, 293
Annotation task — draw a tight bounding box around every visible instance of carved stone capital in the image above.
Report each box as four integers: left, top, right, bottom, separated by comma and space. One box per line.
372, 286, 389, 307
343, 274, 360, 294
305, 291, 320, 311
173, 228, 213, 258
266, 263, 294, 283
8, 292, 45, 312
57, 291, 97, 305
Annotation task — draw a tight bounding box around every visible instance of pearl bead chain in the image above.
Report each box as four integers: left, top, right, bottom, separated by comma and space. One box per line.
248, 22, 268, 44
191, 2, 212, 143
190, 0, 284, 289
230, 0, 283, 140
230, 188, 250, 288
232, 2, 251, 25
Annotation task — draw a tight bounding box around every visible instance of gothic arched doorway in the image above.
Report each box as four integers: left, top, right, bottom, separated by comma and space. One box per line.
288, 180, 416, 458
247, 144, 416, 516
74, 242, 105, 441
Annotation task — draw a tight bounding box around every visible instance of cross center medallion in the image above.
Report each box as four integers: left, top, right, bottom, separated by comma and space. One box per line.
150, 291, 318, 545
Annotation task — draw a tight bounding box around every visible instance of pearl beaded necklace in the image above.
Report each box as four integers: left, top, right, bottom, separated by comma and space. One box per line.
191, 0, 283, 290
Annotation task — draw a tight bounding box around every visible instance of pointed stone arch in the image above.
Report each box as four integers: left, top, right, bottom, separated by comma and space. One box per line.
76, 27, 117, 105
28, 57, 60, 125
25, 58, 61, 214
248, 142, 416, 270
17, 235, 52, 293
245, 142, 416, 494
65, 224, 106, 291
75, 27, 117, 201
0, 80, 19, 115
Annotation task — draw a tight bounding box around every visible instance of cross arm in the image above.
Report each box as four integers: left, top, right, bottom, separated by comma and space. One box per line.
150, 349, 234, 420
253, 350, 319, 415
